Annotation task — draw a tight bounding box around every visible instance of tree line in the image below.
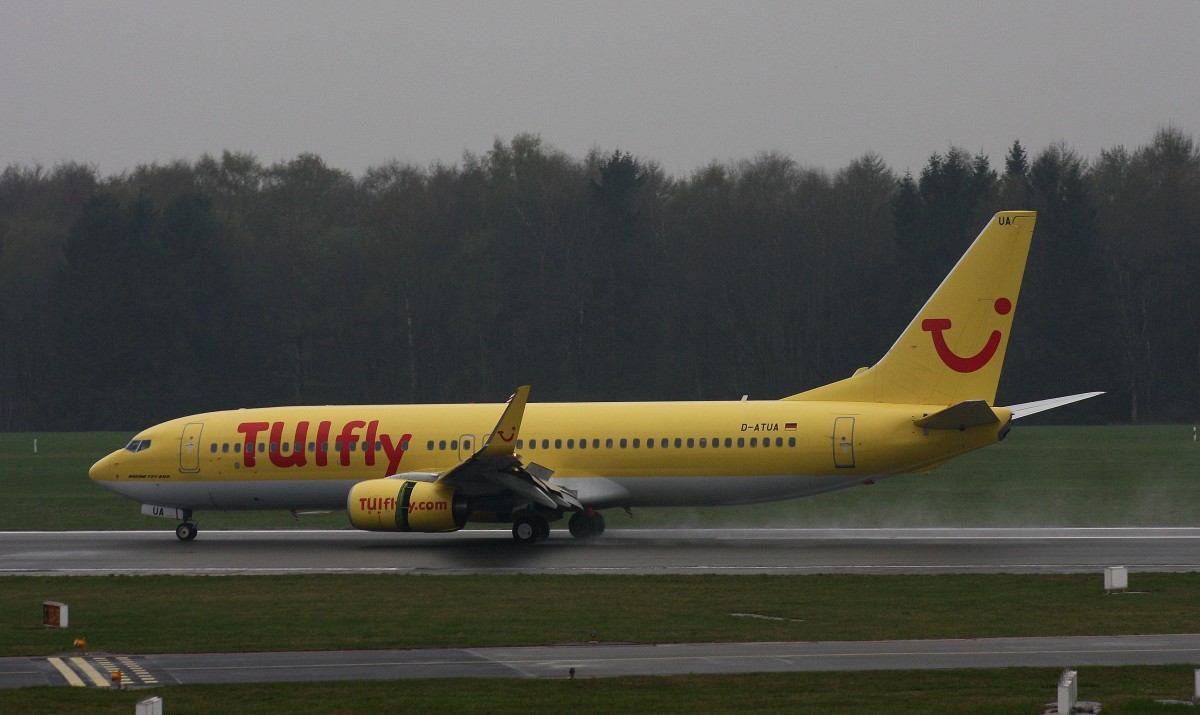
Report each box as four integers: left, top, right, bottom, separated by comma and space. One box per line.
1, 129, 1197, 431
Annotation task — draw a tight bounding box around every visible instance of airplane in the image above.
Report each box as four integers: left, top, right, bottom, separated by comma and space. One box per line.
89, 210, 1100, 543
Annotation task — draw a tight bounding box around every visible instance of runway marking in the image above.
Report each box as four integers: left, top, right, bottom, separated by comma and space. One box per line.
46, 657, 85, 687
70, 656, 110, 687
117, 655, 158, 684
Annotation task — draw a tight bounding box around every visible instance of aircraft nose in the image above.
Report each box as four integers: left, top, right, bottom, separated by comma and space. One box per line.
89, 452, 118, 482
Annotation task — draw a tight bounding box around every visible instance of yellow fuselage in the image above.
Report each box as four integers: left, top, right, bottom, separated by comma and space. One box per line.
90, 399, 1010, 512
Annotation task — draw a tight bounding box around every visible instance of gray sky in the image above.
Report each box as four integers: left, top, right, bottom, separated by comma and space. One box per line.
3, 1, 1197, 178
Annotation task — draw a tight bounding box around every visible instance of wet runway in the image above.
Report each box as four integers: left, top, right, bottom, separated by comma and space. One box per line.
3, 527, 1200, 575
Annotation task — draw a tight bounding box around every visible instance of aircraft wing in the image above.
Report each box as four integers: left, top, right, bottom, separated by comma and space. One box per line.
435, 386, 582, 511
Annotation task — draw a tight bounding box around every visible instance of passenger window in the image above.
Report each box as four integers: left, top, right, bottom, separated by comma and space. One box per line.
788, 437, 796, 447
517, 439, 524, 449
632, 438, 640, 448
620, 438, 627, 448
675, 438, 682, 448
233, 443, 241, 453
750, 438, 757, 447
686, 438, 694, 448
567, 439, 574, 449
400, 439, 409, 451
593, 439, 600, 449
542, 439, 549, 449
737, 438, 745, 448
259, 443, 266, 453
554, 439, 562, 449
646, 439, 653, 449
427, 440, 434, 451
724, 438, 732, 448
210, 444, 217, 453
776, 437, 783, 447
222, 443, 229, 454
439, 440, 447, 450
606, 438, 613, 448
577, 439, 584, 449
270, 442, 278, 453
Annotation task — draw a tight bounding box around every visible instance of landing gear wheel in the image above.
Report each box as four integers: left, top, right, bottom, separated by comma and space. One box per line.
569, 510, 606, 540
175, 522, 198, 541
512, 515, 548, 544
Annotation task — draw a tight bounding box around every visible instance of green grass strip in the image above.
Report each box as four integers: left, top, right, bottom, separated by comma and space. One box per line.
5, 573, 1200, 657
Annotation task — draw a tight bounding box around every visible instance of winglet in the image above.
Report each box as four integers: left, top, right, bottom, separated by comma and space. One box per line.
476, 385, 530, 458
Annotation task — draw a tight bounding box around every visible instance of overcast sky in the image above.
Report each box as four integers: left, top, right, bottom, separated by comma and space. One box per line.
3, 1, 1198, 179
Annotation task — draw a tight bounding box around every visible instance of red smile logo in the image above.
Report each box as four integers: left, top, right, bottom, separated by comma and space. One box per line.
922, 298, 1011, 373
496, 429, 515, 443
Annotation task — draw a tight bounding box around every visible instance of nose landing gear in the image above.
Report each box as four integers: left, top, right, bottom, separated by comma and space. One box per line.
175, 512, 198, 541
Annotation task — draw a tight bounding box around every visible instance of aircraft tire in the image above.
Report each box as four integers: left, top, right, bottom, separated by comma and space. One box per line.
175, 522, 198, 541
512, 516, 544, 544
568, 510, 604, 540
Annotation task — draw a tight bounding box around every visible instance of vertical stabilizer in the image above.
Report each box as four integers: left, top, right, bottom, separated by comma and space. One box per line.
787, 211, 1036, 406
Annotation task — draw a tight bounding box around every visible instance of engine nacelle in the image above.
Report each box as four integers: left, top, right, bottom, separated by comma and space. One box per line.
347, 479, 469, 532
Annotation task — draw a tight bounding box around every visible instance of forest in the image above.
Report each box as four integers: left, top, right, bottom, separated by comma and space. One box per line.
1, 128, 1197, 431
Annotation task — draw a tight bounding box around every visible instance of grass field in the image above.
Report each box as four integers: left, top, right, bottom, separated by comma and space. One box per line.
2, 573, 1200, 656
3, 574, 1200, 713
1, 426, 1197, 531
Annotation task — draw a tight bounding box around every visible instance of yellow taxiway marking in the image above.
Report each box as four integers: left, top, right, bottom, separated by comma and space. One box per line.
70, 656, 110, 687
46, 657, 85, 687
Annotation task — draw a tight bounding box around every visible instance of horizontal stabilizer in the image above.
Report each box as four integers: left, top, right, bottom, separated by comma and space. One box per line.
1007, 392, 1104, 420
913, 400, 999, 430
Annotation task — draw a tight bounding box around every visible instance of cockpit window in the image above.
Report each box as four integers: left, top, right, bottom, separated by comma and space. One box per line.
124, 439, 151, 453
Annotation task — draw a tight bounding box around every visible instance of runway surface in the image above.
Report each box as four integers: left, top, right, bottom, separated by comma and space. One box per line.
6, 634, 1200, 688
2, 527, 1200, 575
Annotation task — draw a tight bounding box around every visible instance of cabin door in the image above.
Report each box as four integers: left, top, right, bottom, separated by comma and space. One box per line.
832, 417, 855, 469
179, 422, 204, 473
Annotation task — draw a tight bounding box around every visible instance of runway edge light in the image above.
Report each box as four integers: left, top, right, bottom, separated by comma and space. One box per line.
136, 696, 163, 715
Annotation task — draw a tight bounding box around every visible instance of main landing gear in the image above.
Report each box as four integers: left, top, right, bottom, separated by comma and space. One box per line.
511, 509, 607, 543
568, 509, 605, 540
512, 514, 550, 544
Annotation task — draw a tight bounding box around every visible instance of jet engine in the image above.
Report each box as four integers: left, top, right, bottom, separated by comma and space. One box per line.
347, 479, 469, 532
